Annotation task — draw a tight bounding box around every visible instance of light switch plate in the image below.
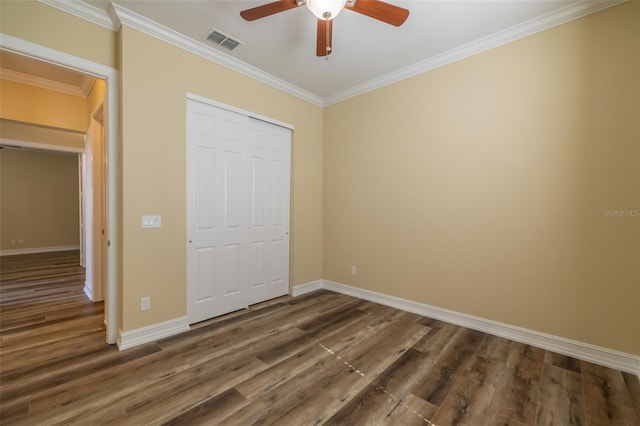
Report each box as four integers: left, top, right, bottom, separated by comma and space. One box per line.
141, 215, 161, 228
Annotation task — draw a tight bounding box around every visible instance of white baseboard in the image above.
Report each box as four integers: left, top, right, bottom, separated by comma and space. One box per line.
290, 279, 324, 297
0, 245, 80, 256
83, 282, 93, 301
118, 316, 190, 351
292, 280, 640, 378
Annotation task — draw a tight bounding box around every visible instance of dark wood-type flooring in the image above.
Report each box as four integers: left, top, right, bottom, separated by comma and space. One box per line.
1, 251, 639, 425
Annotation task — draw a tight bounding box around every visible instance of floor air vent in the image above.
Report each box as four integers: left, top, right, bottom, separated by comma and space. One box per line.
205, 29, 242, 51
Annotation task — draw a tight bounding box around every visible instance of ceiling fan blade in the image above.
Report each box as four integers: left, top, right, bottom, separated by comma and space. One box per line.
240, 0, 301, 21
316, 18, 333, 57
346, 0, 409, 26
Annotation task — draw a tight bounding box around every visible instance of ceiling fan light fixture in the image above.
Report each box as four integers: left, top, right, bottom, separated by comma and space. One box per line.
306, 0, 346, 20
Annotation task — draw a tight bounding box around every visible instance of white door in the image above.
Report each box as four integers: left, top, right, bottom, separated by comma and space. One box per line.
78, 155, 85, 267
186, 99, 291, 324
247, 119, 290, 304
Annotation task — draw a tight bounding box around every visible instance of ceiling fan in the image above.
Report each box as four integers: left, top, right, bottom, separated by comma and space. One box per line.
240, 0, 409, 57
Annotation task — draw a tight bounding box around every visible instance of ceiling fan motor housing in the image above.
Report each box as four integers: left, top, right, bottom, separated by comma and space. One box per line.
307, 0, 347, 20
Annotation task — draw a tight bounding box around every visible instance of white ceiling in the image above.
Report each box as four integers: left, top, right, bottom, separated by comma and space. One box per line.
8, 1, 624, 104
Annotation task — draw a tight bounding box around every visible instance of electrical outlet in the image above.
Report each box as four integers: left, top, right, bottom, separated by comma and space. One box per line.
141, 297, 151, 311
18, 239, 24, 245
351, 265, 357, 276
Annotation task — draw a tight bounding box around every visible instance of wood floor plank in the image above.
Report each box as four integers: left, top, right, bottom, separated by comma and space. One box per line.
233, 308, 388, 402
411, 320, 460, 356
623, 372, 640, 422
160, 387, 248, 426
164, 295, 358, 366
332, 318, 428, 377
295, 298, 366, 335
338, 325, 482, 418
1, 343, 162, 408
272, 388, 343, 425
323, 371, 438, 425
157, 301, 289, 349
431, 355, 505, 425
2, 251, 637, 425
326, 387, 437, 426
317, 322, 430, 414
544, 351, 582, 374
486, 360, 542, 424
0, 398, 29, 423
235, 343, 332, 400
18, 347, 190, 425
385, 393, 439, 425
582, 361, 640, 426
1, 327, 105, 366
534, 363, 585, 425
113, 355, 268, 425
223, 353, 348, 424
477, 334, 545, 375
322, 310, 420, 362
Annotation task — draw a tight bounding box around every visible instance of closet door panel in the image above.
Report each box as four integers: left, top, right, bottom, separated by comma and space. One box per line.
187, 100, 249, 324
247, 118, 290, 304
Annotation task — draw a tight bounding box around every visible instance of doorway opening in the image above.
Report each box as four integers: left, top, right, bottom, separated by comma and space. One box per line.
0, 35, 120, 344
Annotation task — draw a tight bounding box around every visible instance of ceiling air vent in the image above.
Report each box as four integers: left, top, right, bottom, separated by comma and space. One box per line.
204, 28, 242, 51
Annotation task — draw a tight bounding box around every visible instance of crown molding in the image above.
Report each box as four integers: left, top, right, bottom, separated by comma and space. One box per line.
108, 3, 324, 107
323, 0, 627, 106
38, 0, 322, 106
39, 0, 625, 107
39, 0, 116, 31
0, 68, 94, 97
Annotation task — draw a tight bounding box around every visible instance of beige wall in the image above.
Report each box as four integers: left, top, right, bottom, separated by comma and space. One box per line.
0, 149, 80, 251
119, 26, 323, 330
0, 119, 84, 148
324, 2, 639, 355
0, 0, 117, 70
0, 79, 89, 132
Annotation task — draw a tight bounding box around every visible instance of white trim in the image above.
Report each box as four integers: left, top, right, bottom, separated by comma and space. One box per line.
290, 280, 324, 297
0, 245, 80, 256
0, 34, 114, 80
1, 138, 84, 154
0, 68, 93, 97
108, 3, 323, 108
118, 317, 190, 351
83, 282, 93, 301
322, 0, 627, 105
292, 280, 640, 377
0, 33, 121, 346
186, 92, 295, 130
38, 0, 116, 31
